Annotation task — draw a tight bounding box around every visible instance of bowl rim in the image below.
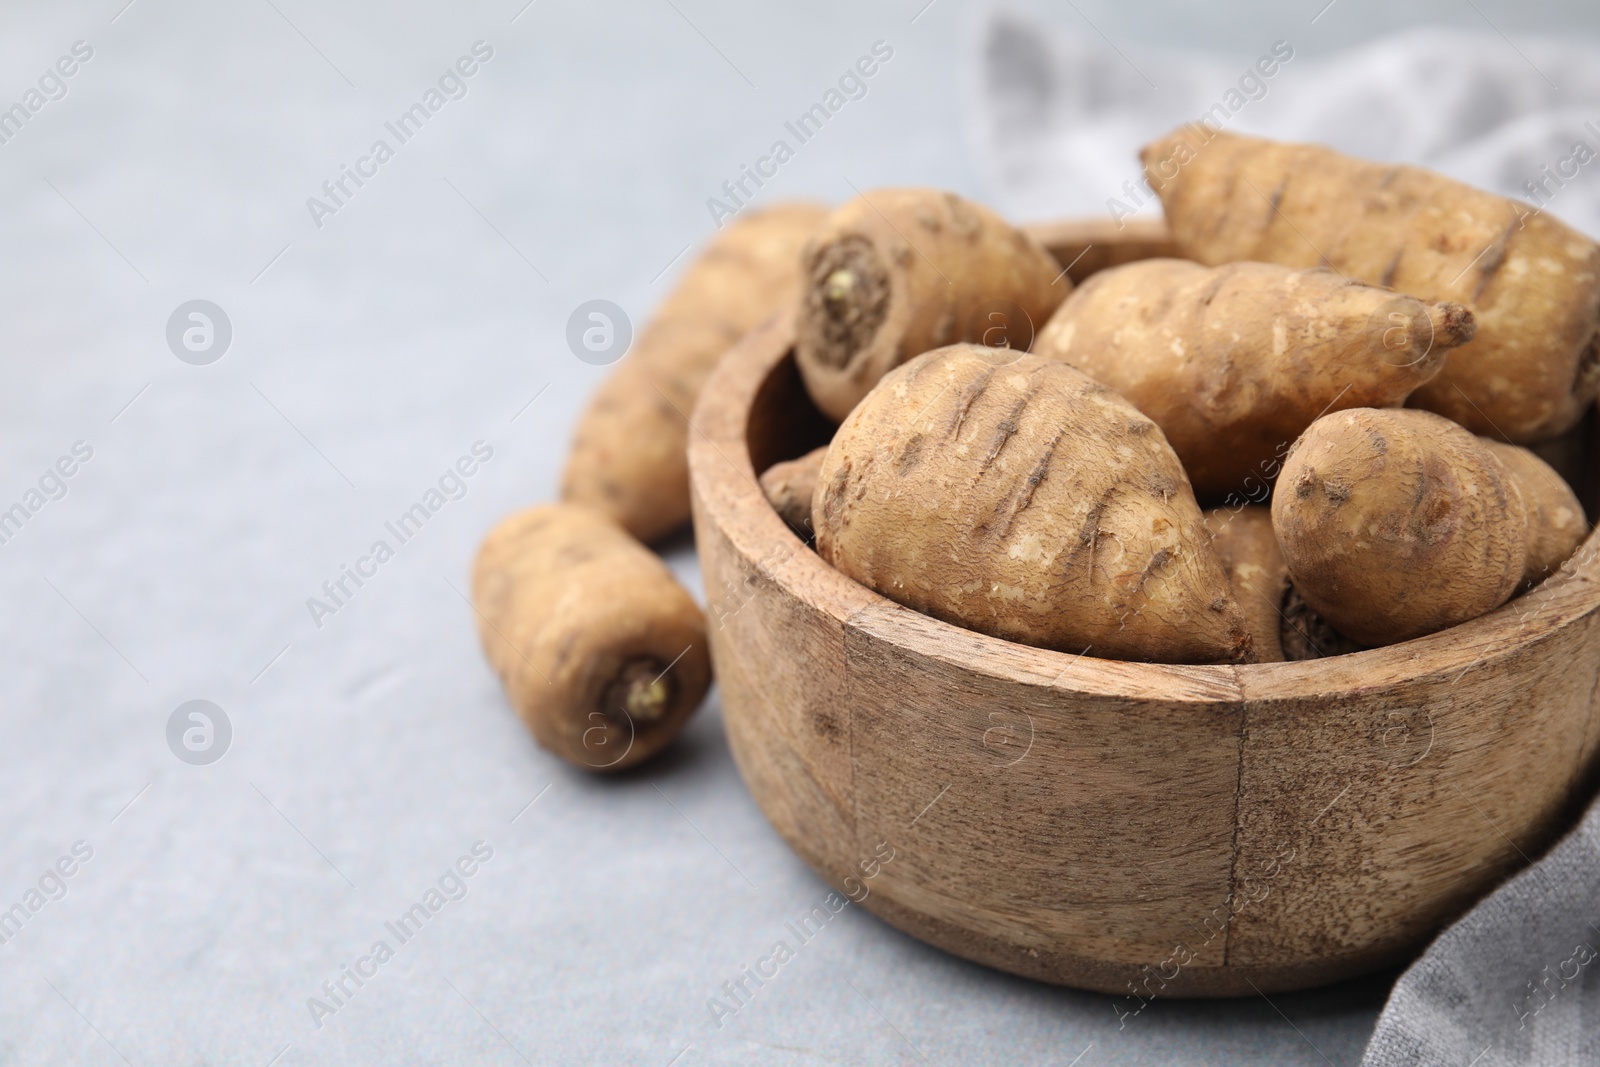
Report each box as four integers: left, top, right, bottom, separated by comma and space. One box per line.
690, 302, 1600, 708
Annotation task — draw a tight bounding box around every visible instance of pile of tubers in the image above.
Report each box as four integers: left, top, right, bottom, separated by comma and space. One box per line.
474, 125, 1596, 771
798, 129, 1594, 665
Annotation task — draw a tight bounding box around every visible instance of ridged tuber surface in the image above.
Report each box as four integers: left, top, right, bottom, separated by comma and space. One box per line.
1271, 408, 1528, 646
471, 503, 712, 771
1204, 506, 1291, 662
812, 344, 1252, 664
563, 202, 828, 543
1142, 128, 1600, 442
794, 189, 1068, 422
1480, 440, 1588, 584
1035, 258, 1472, 496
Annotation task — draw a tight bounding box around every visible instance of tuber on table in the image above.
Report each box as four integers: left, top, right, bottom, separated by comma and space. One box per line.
1142, 127, 1600, 443
794, 189, 1067, 422
812, 344, 1253, 663
1034, 258, 1473, 497
563, 201, 828, 544
1271, 408, 1528, 646
472, 503, 712, 771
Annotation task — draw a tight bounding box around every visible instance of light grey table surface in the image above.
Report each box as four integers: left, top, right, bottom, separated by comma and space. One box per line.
2, 2, 1595, 1065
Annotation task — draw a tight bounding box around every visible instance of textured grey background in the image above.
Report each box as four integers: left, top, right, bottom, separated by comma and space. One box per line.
0, 2, 1595, 1065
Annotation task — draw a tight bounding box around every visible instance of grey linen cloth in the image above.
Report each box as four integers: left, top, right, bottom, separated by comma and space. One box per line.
1362, 799, 1600, 1065
974, 13, 1600, 1065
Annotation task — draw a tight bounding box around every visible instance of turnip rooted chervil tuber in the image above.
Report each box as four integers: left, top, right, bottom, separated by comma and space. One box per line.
472, 503, 711, 771
811, 345, 1253, 664
1205, 506, 1291, 663
760, 445, 827, 539
1480, 439, 1588, 585
1034, 258, 1474, 497
1271, 408, 1530, 647
1143, 128, 1600, 443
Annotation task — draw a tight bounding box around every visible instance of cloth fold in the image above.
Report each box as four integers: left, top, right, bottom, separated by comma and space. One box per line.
974, 14, 1600, 237
974, 14, 1600, 1065
1363, 799, 1600, 1066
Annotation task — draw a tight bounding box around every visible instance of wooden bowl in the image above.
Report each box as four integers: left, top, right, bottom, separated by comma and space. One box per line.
686, 218, 1600, 997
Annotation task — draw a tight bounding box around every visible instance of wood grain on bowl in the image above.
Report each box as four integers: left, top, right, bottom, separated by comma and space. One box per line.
686, 220, 1600, 997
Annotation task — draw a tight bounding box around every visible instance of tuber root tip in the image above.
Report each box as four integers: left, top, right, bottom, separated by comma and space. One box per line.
1428, 301, 1477, 349
626, 676, 670, 722
823, 269, 857, 305
604, 658, 673, 725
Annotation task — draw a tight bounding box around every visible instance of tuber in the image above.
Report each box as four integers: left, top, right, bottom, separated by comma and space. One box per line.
812, 344, 1252, 663
1204, 506, 1291, 662
1142, 128, 1600, 442
1271, 408, 1527, 646
1480, 440, 1588, 584
563, 202, 828, 543
760, 445, 827, 539
1034, 258, 1473, 496
794, 189, 1067, 422
472, 503, 712, 771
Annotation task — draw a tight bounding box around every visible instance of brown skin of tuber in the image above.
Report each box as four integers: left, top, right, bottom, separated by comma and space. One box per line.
813, 345, 1252, 664
1271, 408, 1528, 647
562, 202, 828, 544
1480, 440, 1589, 585
1035, 259, 1472, 497
1142, 128, 1600, 443
471, 503, 712, 772
1204, 506, 1291, 662
794, 189, 1068, 422
760, 445, 828, 540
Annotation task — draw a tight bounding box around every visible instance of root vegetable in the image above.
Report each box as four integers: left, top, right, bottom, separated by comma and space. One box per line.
794, 189, 1068, 422
1142, 128, 1600, 442
813, 344, 1253, 663
471, 503, 712, 771
1204, 506, 1291, 662
1271, 408, 1527, 646
563, 202, 828, 543
1034, 258, 1473, 497
1481, 440, 1588, 584
760, 445, 828, 538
